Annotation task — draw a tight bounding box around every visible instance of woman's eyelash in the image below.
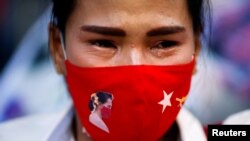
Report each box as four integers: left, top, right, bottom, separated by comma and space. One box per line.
153, 41, 179, 49
88, 40, 178, 49
88, 40, 116, 48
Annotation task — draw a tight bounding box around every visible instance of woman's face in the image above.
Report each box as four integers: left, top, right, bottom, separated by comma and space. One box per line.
102, 98, 113, 109
52, 0, 198, 69
97, 98, 112, 113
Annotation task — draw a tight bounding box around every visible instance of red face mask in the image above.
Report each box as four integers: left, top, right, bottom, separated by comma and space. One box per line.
101, 106, 112, 119
65, 60, 195, 141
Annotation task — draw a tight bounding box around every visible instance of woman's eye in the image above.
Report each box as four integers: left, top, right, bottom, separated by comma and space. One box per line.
153, 41, 178, 49
89, 40, 117, 48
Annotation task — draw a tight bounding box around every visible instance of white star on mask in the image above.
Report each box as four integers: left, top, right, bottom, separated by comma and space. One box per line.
158, 90, 173, 113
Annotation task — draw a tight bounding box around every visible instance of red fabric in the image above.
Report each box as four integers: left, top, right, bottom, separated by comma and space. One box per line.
65, 60, 195, 141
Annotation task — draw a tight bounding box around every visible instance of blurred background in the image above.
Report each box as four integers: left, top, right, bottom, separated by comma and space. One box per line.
0, 0, 250, 126
0, 0, 70, 123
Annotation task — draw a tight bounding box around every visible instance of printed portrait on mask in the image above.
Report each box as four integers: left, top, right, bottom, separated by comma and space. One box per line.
88, 91, 114, 133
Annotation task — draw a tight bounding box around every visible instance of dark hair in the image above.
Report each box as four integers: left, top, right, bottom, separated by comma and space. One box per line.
187, 0, 211, 35
51, 0, 76, 35
51, 0, 211, 36
88, 91, 113, 111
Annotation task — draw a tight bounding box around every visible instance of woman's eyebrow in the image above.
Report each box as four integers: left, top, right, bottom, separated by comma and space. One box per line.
147, 26, 186, 36
81, 25, 185, 37
81, 25, 126, 37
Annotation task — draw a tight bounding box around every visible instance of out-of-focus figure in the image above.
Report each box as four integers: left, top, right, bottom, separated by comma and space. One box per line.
186, 0, 250, 125
211, 0, 250, 100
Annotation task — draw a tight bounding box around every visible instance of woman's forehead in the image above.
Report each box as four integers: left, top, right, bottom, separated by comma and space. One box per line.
68, 0, 191, 30
76, 0, 187, 12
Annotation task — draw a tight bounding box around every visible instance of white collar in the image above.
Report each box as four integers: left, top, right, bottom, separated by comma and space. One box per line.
0, 101, 206, 141
177, 107, 207, 141
47, 102, 207, 141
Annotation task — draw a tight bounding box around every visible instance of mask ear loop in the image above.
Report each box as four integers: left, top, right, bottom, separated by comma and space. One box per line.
191, 54, 197, 74
59, 32, 68, 60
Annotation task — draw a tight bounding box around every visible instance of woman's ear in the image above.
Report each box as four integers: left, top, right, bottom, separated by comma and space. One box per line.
194, 35, 201, 57
48, 23, 66, 75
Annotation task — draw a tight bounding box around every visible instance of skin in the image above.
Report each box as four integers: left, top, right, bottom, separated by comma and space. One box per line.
49, 0, 200, 140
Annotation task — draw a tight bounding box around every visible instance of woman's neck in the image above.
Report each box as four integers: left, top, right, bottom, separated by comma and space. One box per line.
160, 122, 180, 141
72, 115, 92, 141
